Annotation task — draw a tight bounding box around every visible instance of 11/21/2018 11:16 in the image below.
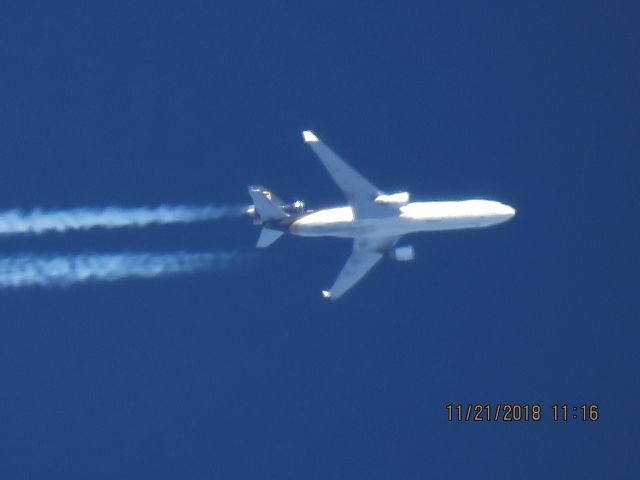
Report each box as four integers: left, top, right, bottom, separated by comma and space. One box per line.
446, 404, 600, 422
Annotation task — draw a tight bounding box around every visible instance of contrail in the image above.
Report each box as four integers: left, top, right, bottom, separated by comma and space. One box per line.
0, 252, 247, 288
0, 205, 247, 235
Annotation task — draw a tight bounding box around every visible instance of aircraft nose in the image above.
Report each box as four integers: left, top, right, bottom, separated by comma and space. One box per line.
499, 203, 516, 219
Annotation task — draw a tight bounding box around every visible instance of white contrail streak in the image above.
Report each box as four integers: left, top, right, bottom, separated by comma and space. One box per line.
0, 205, 246, 235
0, 252, 245, 288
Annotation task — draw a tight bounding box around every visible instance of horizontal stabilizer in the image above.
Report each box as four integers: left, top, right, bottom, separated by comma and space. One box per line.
256, 228, 284, 248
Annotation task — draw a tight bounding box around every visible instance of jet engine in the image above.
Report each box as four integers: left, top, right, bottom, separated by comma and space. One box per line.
244, 186, 306, 224
390, 245, 415, 261
287, 200, 306, 214
374, 191, 410, 205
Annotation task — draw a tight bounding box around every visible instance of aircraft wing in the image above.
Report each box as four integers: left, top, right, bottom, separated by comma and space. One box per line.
303, 130, 387, 218
322, 236, 399, 300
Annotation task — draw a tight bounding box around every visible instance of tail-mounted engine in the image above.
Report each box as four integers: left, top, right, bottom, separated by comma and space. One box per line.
244, 186, 306, 224
286, 200, 306, 215
390, 245, 415, 261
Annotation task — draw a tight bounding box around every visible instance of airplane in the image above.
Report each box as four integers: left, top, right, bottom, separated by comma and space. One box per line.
246, 130, 516, 300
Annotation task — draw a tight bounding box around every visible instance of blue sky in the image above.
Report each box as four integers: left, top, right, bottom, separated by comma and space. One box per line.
0, 1, 638, 478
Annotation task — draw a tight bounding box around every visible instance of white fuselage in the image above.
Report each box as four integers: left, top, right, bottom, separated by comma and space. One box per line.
290, 199, 516, 238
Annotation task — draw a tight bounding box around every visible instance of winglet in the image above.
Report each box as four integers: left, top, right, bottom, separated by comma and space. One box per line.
321, 290, 332, 300
302, 130, 319, 143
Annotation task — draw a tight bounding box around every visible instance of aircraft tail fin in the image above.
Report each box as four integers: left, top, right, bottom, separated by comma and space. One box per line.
248, 186, 289, 221
256, 227, 284, 248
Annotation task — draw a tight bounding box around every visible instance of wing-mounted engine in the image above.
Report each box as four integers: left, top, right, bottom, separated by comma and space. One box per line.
375, 192, 410, 205
390, 245, 415, 261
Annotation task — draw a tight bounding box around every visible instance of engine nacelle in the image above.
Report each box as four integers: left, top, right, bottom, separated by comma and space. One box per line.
288, 200, 305, 213
374, 191, 410, 205
391, 245, 415, 261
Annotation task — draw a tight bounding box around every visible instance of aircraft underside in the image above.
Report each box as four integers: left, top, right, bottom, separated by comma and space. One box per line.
289, 204, 514, 239
247, 131, 516, 299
